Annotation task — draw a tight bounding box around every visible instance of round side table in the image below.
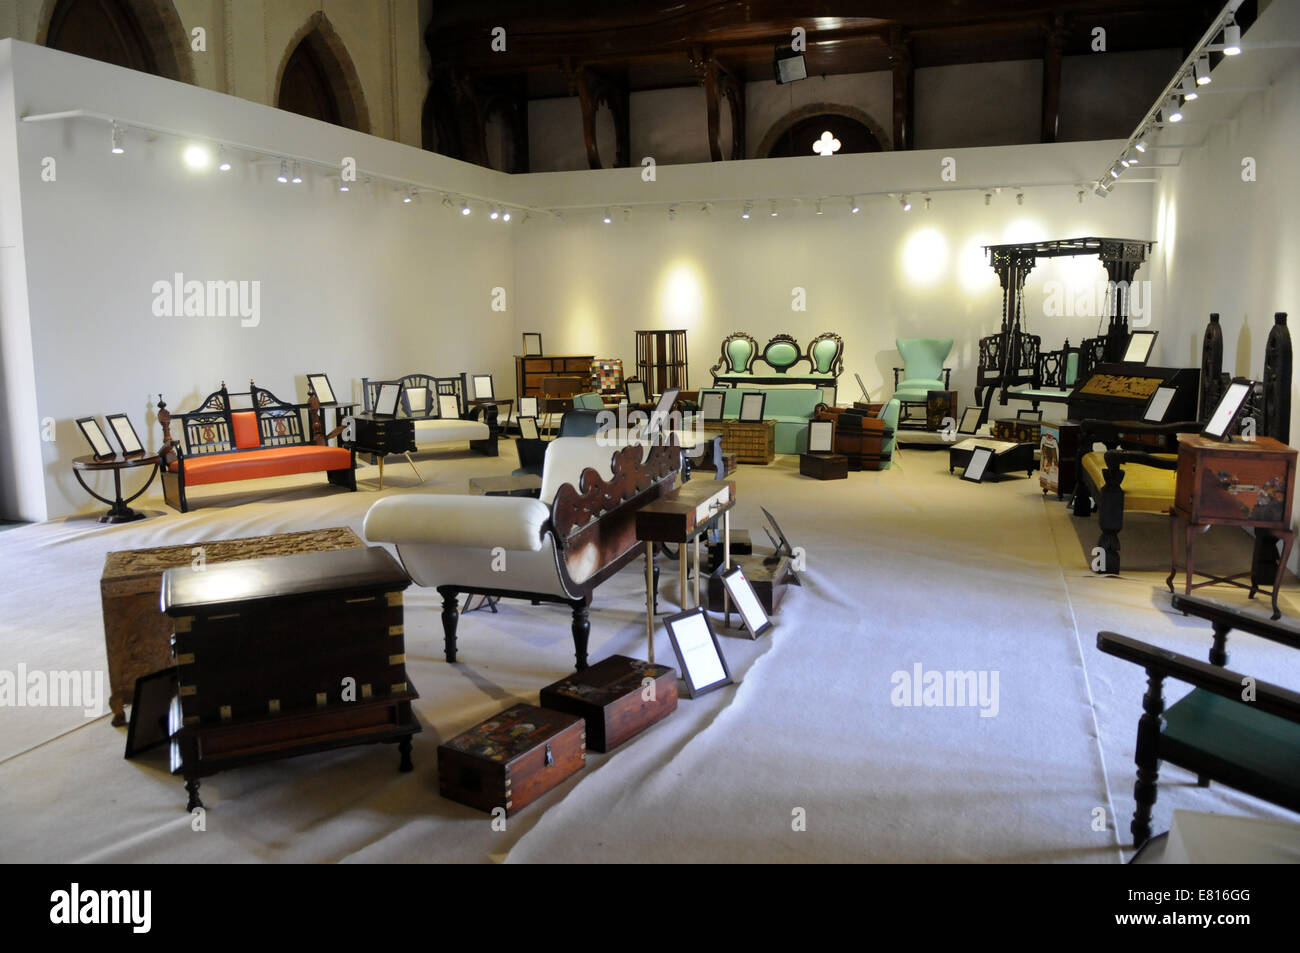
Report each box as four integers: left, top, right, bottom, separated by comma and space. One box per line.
72, 453, 161, 524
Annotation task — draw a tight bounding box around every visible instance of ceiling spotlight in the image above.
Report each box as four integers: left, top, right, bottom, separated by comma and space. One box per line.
489, 206, 500, 220
900, 195, 911, 212
741, 201, 752, 219
815, 199, 823, 215
1077, 189, 1085, 204
217, 146, 231, 171
291, 162, 303, 184
339, 181, 349, 192
1167, 98, 1183, 123
1222, 20, 1241, 56
1109, 165, 1121, 179
403, 190, 414, 204
1015, 192, 1023, 206
668, 205, 677, 220
441, 194, 452, 209
277, 159, 289, 183
602, 208, 612, 224
923, 195, 932, 211
1125, 152, 1139, 166
110, 122, 124, 154
182, 143, 210, 170
984, 191, 992, 206
1195, 55, 1212, 85
1135, 137, 1147, 153
1181, 74, 1198, 101
769, 200, 778, 217
460, 200, 471, 215
502, 210, 511, 222
1094, 183, 1110, 198
850, 197, 860, 213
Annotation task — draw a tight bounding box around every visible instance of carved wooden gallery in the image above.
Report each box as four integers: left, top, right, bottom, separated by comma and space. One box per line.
2, 0, 1298, 867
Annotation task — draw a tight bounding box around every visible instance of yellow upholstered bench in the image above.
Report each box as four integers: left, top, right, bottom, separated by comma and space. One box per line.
1080, 451, 1177, 514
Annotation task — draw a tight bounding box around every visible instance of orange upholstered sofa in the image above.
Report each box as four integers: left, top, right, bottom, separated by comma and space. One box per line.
157, 382, 356, 512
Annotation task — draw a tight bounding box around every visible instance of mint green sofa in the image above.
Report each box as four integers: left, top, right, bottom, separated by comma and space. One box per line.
702, 388, 832, 454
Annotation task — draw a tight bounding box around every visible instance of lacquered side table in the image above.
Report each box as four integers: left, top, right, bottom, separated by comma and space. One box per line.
1167, 434, 1298, 619
72, 453, 160, 523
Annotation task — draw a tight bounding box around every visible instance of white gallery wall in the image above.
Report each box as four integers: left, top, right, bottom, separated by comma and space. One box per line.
0, 39, 513, 521
505, 141, 1159, 402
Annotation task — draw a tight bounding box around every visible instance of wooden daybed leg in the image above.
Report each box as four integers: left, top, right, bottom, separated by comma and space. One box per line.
440, 590, 460, 663
570, 601, 590, 671
185, 777, 203, 812
1131, 669, 1166, 848
398, 736, 413, 773
1095, 460, 1124, 573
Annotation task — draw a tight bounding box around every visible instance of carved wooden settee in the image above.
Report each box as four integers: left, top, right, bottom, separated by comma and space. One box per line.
157, 382, 356, 512
710, 331, 843, 389
361, 374, 496, 456
364, 437, 682, 670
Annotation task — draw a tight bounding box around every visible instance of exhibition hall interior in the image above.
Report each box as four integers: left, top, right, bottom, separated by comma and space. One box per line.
1, 0, 1298, 864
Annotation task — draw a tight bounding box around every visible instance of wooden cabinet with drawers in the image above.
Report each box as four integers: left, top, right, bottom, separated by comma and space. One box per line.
515, 354, 595, 401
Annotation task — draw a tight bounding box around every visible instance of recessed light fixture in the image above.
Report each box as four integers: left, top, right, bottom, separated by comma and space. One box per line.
217, 146, 231, 171
277, 159, 289, 183
1222, 20, 1241, 56
110, 122, 124, 154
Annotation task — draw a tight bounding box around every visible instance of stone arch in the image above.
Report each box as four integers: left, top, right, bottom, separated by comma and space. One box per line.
273, 12, 370, 134
38, 0, 195, 85
756, 102, 892, 157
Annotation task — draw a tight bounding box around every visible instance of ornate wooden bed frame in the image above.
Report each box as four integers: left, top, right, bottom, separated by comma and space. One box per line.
157, 382, 356, 512
437, 440, 681, 671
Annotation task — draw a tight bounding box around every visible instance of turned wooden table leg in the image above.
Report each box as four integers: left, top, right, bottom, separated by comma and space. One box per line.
1131, 669, 1165, 848
185, 777, 203, 812
398, 736, 413, 772
1272, 529, 1295, 620
1166, 513, 1180, 595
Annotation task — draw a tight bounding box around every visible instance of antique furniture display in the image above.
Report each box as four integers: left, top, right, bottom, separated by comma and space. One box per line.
636, 477, 736, 661
364, 437, 682, 671
664, 607, 733, 698
1098, 624, 1300, 847
515, 353, 595, 403
636, 329, 689, 395
800, 420, 848, 480
437, 703, 585, 816
73, 452, 160, 524
1167, 434, 1297, 619
991, 415, 1042, 446
76, 416, 115, 458
156, 382, 356, 513
892, 338, 953, 430
539, 655, 677, 752
157, 546, 418, 810
1001, 340, 1083, 412
348, 412, 421, 488
1072, 315, 1290, 574
977, 237, 1154, 417
709, 330, 843, 390
679, 388, 830, 454
948, 438, 1035, 480
362, 375, 497, 456
706, 554, 791, 615
813, 400, 900, 470
719, 418, 776, 464
101, 527, 365, 727
1039, 421, 1081, 499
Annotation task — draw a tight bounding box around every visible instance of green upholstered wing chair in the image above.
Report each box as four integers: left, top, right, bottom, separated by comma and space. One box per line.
806, 332, 844, 377
761, 334, 802, 374
892, 338, 954, 402
711, 331, 759, 384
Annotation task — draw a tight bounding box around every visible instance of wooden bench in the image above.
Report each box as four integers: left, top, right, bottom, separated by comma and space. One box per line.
1099, 603, 1300, 847
157, 382, 356, 512
710, 330, 843, 390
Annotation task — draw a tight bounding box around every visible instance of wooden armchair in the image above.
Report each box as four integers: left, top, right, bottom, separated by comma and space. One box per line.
1099, 619, 1300, 847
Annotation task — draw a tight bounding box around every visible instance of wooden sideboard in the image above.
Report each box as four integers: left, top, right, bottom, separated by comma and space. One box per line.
515, 354, 595, 401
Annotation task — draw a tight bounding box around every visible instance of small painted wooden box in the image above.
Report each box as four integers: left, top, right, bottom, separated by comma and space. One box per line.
539, 655, 677, 752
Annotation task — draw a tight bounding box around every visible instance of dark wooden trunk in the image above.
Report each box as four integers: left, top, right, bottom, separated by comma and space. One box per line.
539, 655, 677, 752
799, 452, 848, 480
438, 704, 585, 815
707, 555, 790, 614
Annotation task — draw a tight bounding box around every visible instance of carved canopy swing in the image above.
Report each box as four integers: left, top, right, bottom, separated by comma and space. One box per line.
977, 237, 1155, 418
